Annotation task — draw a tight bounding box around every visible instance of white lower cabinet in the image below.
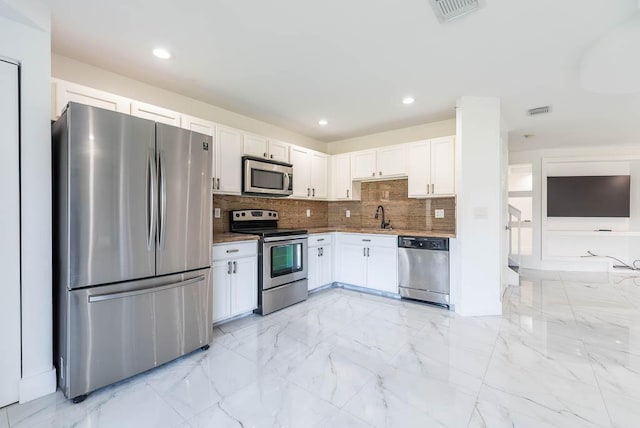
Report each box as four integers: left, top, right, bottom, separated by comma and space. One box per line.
211, 241, 258, 323
308, 234, 333, 291
336, 234, 398, 294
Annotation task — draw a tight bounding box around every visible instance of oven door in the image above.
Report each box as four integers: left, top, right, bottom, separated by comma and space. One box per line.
263, 236, 308, 290
243, 157, 293, 197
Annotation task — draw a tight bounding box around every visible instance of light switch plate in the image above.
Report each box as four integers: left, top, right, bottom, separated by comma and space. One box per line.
214, 208, 221, 218
435, 209, 445, 219
306, 209, 311, 217
346, 210, 351, 218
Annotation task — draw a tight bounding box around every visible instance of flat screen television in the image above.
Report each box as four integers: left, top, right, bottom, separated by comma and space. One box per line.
547, 175, 630, 218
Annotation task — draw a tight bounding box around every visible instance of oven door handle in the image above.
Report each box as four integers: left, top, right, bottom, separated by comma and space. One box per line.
263, 234, 309, 243
283, 173, 290, 192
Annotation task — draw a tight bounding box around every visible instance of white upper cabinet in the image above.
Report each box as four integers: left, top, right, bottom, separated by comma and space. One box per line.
350, 145, 407, 180
243, 134, 290, 163
332, 154, 353, 200
215, 126, 243, 195
290, 146, 328, 199
351, 150, 377, 180
243, 134, 269, 158
53, 79, 129, 119
377, 144, 407, 178
182, 115, 216, 136
430, 136, 455, 195
268, 140, 290, 163
407, 136, 455, 198
130, 101, 181, 126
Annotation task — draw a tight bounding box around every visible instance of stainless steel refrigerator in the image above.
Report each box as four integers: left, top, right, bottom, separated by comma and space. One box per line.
53, 103, 213, 402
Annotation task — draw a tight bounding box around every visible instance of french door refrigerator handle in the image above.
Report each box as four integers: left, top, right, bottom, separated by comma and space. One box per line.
88, 275, 206, 303
158, 150, 167, 249
147, 150, 158, 251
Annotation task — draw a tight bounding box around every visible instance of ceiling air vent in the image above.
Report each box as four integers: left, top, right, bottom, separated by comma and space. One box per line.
430, 0, 481, 23
527, 106, 552, 116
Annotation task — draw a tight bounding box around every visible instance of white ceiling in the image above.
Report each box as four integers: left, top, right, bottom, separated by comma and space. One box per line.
51, 0, 640, 149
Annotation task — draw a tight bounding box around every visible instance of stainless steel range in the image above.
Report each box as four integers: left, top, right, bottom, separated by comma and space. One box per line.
230, 210, 308, 315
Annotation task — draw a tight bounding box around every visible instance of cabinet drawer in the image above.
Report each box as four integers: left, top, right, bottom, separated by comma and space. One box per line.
338, 233, 397, 248
309, 233, 333, 247
212, 241, 257, 261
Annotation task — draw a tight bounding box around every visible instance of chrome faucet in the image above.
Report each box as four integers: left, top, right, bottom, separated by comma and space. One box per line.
374, 205, 391, 229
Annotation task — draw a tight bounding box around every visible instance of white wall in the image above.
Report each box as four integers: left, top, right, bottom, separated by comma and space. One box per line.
52, 54, 328, 154
0, 0, 56, 403
326, 118, 456, 154
452, 97, 503, 316
510, 145, 640, 272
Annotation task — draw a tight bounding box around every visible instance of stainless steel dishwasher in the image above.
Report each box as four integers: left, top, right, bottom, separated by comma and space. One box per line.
398, 236, 450, 306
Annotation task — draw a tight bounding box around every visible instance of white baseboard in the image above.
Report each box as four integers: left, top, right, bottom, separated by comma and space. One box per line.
19, 367, 56, 403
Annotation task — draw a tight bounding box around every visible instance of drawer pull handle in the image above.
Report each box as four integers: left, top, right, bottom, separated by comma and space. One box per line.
362, 239, 371, 242
317, 238, 325, 242
226, 249, 240, 253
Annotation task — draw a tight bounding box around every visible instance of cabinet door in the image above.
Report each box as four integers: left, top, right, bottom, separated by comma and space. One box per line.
54, 79, 129, 119
407, 141, 431, 198
332, 154, 352, 200
430, 136, 455, 195
307, 247, 321, 291
290, 146, 311, 198
366, 246, 398, 294
182, 115, 215, 136
216, 127, 243, 194
377, 145, 407, 178
231, 257, 257, 315
268, 140, 289, 163
130, 101, 181, 126
212, 261, 232, 322
243, 134, 269, 159
351, 150, 377, 180
311, 151, 328, 199
337, 243, 367, 287
320, 245, 333, 286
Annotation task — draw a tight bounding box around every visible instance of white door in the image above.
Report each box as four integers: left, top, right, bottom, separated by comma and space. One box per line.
212, 261, 232, 322
0, 60, 21, 407
407, 141, 431, 198
216, 127, 243, 194
268, 140, 289, 163
232, 257, 258, 315
243, 134, 269, 159
337, 243, 367, 287
366, 246, 398, 294
53, 79, 129, 119
307, 247, 321, 291
320, 245, 333, 287
333, 154, 352, 200
431, 137, 455, 195
311, 152, 328, 199
290, 146, 311, 198
351, 150, 377, 180
130, 101, 181, 126
377, 145, 407, 178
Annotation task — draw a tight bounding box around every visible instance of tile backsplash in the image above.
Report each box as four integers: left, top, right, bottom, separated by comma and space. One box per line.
213, 179, 456, 236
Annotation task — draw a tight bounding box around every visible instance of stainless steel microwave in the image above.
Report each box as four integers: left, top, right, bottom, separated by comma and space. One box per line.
242, 156, 293, 197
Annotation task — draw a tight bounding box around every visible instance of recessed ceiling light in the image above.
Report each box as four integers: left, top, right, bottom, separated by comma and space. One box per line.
152, 48, 172, 59
402, 97, 415, 105
318, 119, 328, 126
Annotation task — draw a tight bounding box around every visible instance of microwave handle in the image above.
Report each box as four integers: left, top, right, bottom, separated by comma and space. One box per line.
283, 173, 290, 192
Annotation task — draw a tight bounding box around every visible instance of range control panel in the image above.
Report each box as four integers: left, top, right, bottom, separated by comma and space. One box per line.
230, 210, 278, 221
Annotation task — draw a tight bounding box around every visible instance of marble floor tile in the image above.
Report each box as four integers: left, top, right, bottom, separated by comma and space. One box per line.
5, 268, 640, 428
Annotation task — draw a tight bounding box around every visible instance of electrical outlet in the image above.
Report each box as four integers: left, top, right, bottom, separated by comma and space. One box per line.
306, 209, 311, 217
214, 208, 221, 218
435, 209, 445, 219
346, 210, 351, 218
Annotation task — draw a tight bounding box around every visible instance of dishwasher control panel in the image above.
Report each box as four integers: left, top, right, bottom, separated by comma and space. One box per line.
398, 236, 449, 251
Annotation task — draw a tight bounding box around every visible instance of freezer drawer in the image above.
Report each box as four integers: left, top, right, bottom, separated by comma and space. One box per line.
57, 269, 212, 399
